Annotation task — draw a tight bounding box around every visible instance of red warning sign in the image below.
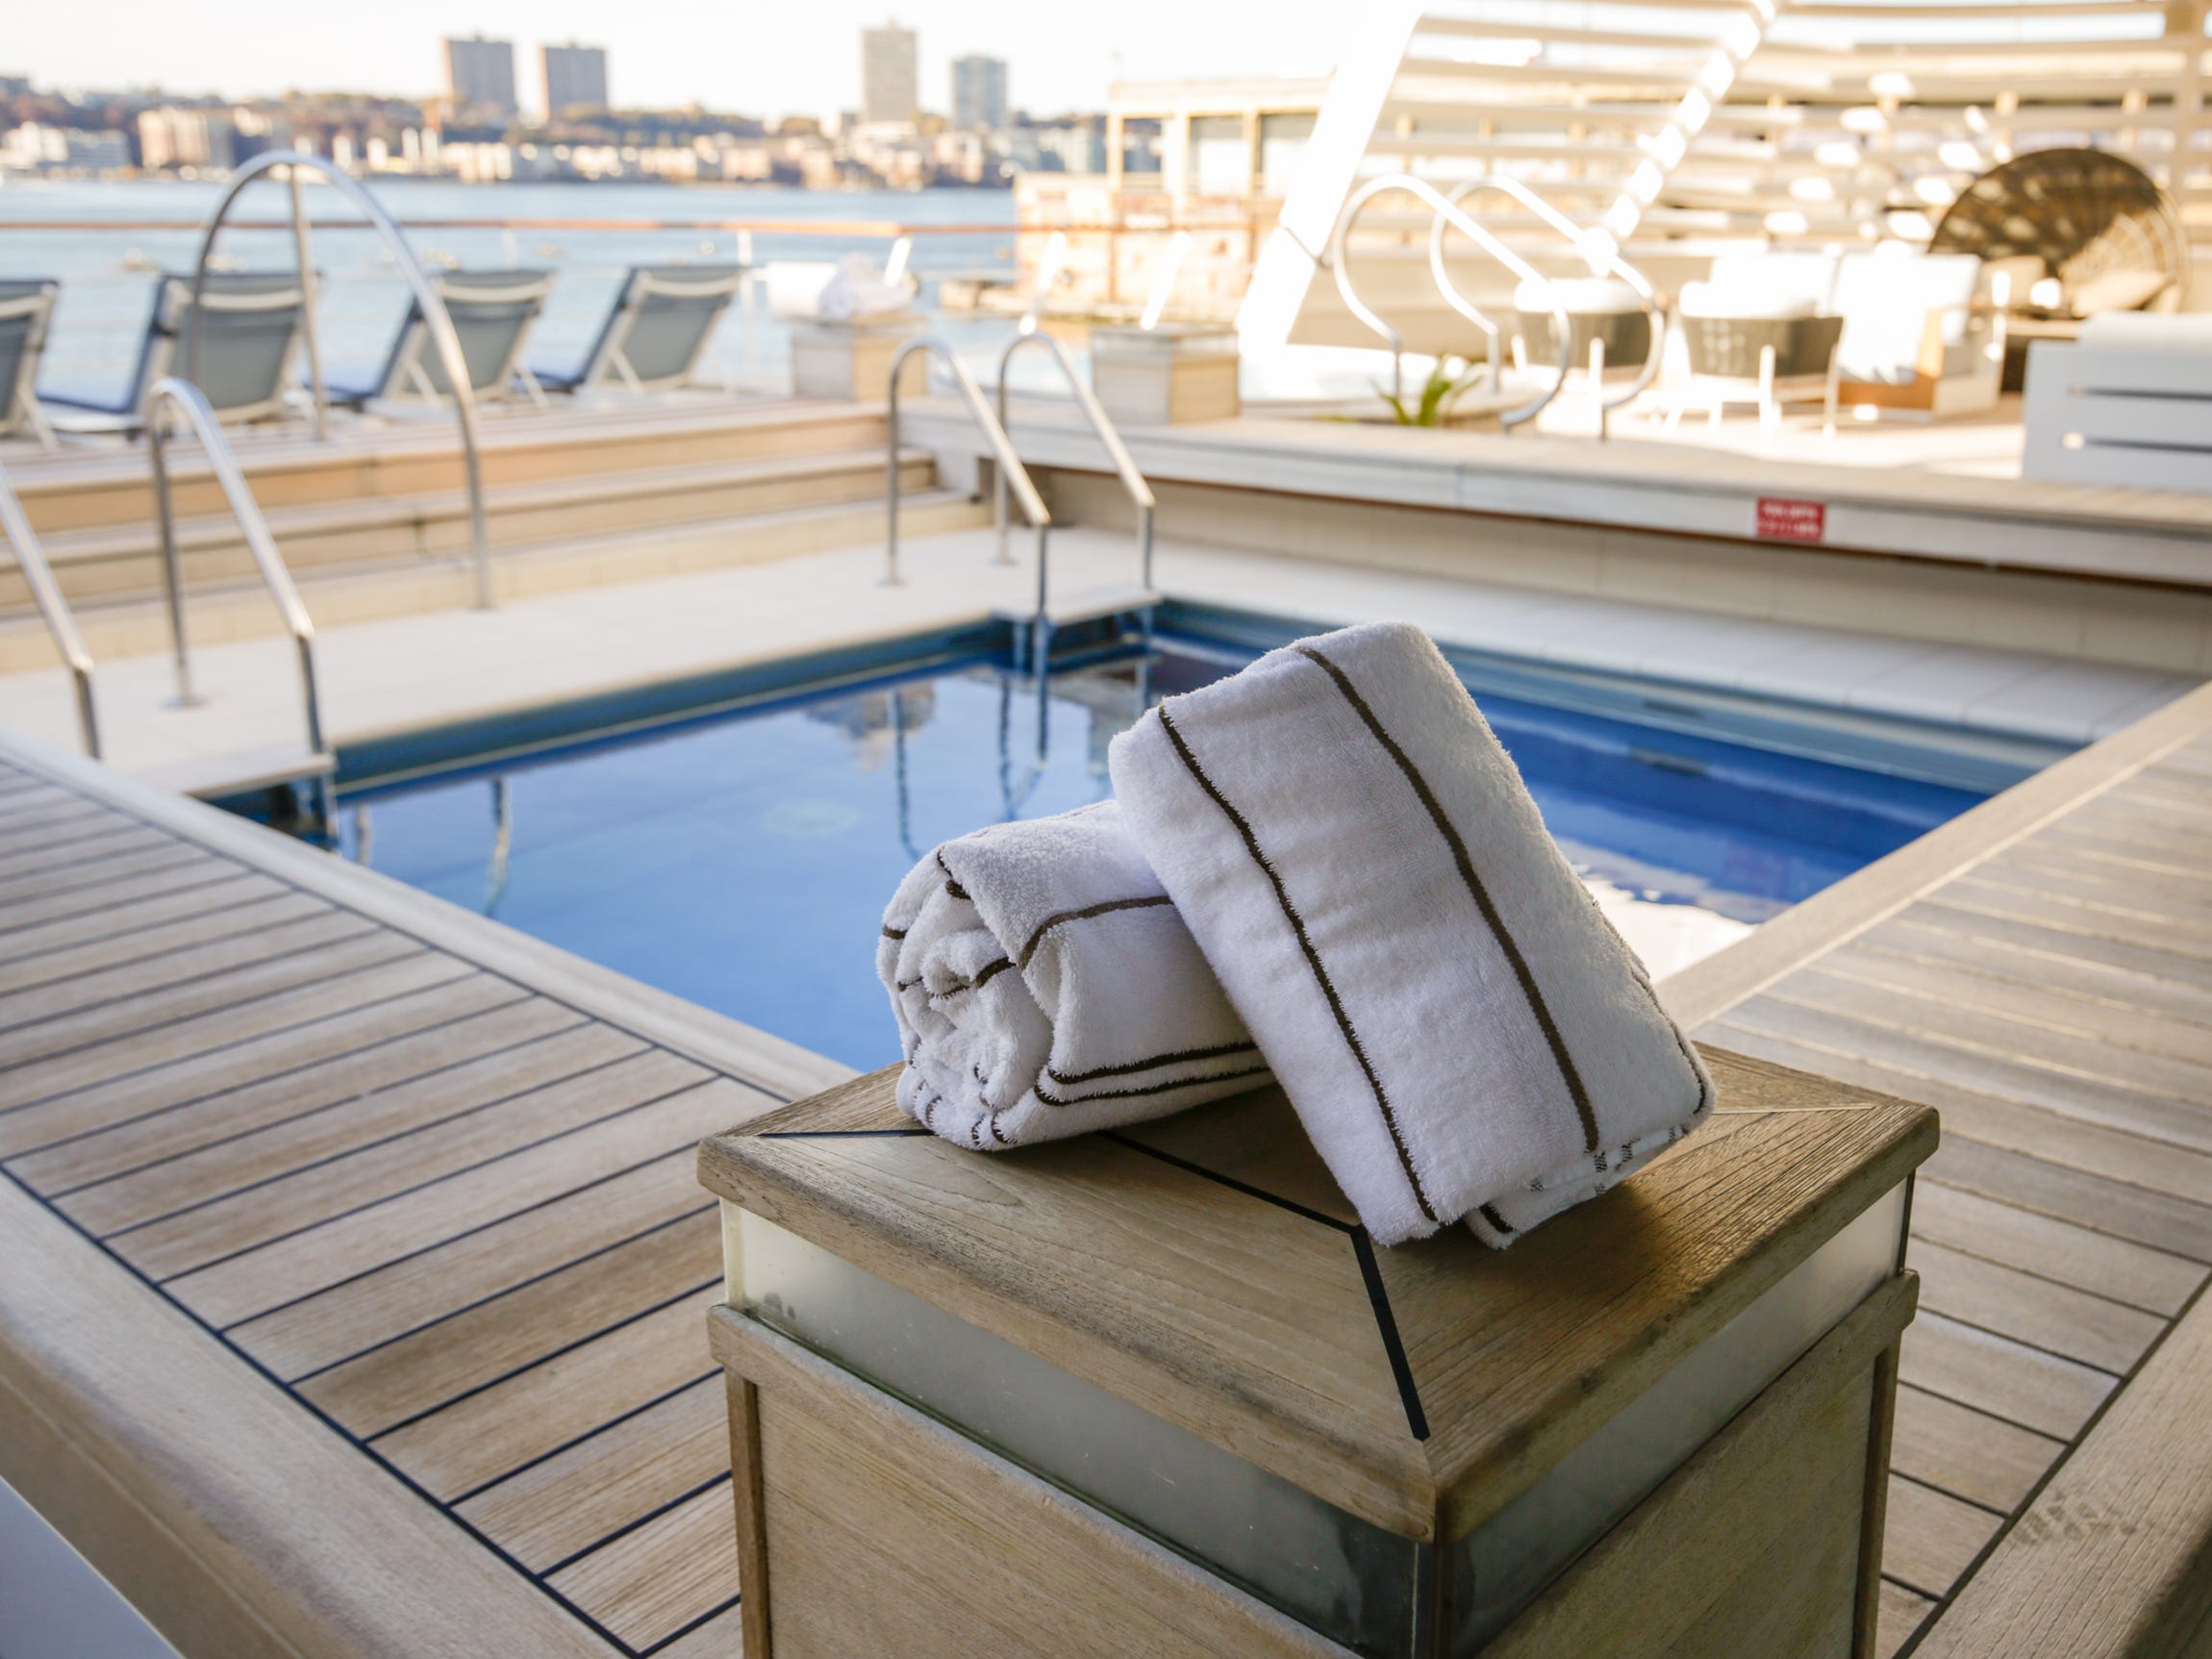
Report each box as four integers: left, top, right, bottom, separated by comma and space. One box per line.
1755, 497, 1826, 543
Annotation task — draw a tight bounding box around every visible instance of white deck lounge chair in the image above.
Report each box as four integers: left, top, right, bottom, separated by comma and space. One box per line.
1667, 253, 1846, 436
0, 280, 59, 448
326, 268, 555, 410
2022, 311, 2212, 493
1830, 250, 1998, 417
530, 264, 747, 396
38, 272, 310, 432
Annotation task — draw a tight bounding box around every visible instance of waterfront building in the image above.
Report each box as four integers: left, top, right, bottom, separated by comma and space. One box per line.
951, 54, 1008, 134
443, 34, 517, 120
0, 121, 130, 176
541, 42, 609, 117
862, 19, 919, 128
135, 104, 238, 171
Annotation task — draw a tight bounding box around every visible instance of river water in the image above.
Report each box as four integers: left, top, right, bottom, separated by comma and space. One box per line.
0, 178, 1017, 395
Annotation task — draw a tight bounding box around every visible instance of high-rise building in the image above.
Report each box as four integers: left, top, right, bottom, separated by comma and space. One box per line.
444, 36, 517, 118
136, 106, 238, 170
541, 42, 609, 115
949, 55, 1007, 134
861, 20, 919, 127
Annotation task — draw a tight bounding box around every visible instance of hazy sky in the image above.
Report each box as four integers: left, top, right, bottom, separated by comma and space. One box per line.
11, 2, 1353, 119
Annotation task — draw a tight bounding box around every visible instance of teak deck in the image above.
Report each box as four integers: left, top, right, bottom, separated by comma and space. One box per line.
1675, 678, 2212, 1658
0, 736, 846, 1659
5, 663, 2212, 1656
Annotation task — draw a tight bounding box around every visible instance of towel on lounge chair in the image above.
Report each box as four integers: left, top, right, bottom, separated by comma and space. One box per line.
879, 801, 1269, 1149
1108, 622, 1712, 1247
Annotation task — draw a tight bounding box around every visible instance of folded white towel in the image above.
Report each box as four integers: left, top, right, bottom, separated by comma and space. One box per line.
878, 801, 1270, 1149
1109, 622, 1712, 1247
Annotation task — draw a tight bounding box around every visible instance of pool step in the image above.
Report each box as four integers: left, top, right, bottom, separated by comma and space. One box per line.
0, 489, 992, 671
2, 398, 892, 536
0, 447, 939, 622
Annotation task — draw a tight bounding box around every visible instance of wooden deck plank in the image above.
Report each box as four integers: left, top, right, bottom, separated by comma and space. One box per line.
225, 1151, 719, 1381
456, 1374, 729, 1572
1722, 995, 2212, 1154
1898, 895, 2212, 999
1882, 1474, 2003, 1599
0, 871, 293, 970
543, 1479, 739, 1652
1922, 1137, 2212, 1266
101, 1028, 669, 1276
1701, 1020, 2212, 1205
0, 889, 328, 995
0, 855, 258, 942
1875, 1579, 1937, 1659
2016, 830, 2212, 895
9, 988, 551, 1194
1825, 938, 2212, 1067
1889, 1383, 2066, 1515
1909, 1238, 2162, 1375
0, 926, 419, 1069
650, 1603, 746, 1659
1899, 1313, 2116, 1442
1978, 853, 2212, 932
1773, 963, 2212, 1109
57, 1007, 611, 1236
298, 1206, 721, 1438
372, 1286, 726, 1501
1911, 1182, 2208, 1317
0, 840, 213, 911
0, 907, 376, 1036
0, 956, 486, 1157
0, 820, 173, 883
168, 1075, 749, 1330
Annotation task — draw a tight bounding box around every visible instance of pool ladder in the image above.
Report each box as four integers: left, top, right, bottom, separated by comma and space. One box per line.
1330, 172, 1665, 439
147, 376, 335, 823
0, 460, 100, 759
881, 334, 1159, 675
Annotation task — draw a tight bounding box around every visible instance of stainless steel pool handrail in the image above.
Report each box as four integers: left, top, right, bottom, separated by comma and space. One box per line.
1433, 177, 1667, 438
993, 331, 1156, 590
0, 460, 100, 758
1329, 174, 1571, 434
147, 377, 327, 764
185, 151, 495, 610
885, 339, 1052, 647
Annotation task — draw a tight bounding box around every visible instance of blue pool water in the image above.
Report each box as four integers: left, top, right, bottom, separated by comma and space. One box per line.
325, 642, 1981, 1070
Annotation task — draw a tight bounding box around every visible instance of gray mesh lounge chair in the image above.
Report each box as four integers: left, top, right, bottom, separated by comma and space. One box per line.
0, 280, 60, 448
327, 268, 555, 409
40, 271, 308, 429
531, 264, 746, 395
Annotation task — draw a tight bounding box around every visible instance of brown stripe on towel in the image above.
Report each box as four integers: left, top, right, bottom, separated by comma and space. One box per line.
1036, 1062, 1272, 1107
936, 848, 969, 901
1047, 1039, 1262, 1086
1155, 703, 1440, 1227
1478, 1202, 1515, 1236
1014, 893, 1174, 968
881, 923, 907, 940
1295, 642, 1604, 1159
969, 957, 1015, 991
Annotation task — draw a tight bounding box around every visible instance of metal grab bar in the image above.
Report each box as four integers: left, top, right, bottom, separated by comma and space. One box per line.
0, 461, 99, 758
1330, 175, 1572, 434
1433, 178, 1667, 438
186, 151, 495, 610
146, 378, 328, 765
993, 331, 1156, 591
885, 339, 1053, 648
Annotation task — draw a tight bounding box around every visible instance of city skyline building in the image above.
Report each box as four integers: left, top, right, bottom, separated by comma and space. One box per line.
860, 19, 917, 127
949, 53, 1005, 133
443, 34, 516, 118
541, 41, 608, 115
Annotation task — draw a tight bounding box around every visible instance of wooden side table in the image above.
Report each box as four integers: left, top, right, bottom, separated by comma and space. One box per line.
698, 1047, 1933, 1658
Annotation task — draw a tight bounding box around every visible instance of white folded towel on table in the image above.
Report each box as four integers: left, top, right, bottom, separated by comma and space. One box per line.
1109, 621, 1712, 1247
879, 800, 1270, 1149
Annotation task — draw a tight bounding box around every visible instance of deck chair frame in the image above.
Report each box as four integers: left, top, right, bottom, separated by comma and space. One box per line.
346, 269, 556, 411
550, 265, 748, 397
0, 282, 60, 449
41, 273, 309, 431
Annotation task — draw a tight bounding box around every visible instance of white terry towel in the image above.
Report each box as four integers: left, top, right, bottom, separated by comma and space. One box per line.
878, 801, 1270, 1149
1109, 622, 1712, 1247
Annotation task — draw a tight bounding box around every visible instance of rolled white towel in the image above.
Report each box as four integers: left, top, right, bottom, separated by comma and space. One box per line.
878, 800, 1270, 1149
1108, 622, 1712, 1247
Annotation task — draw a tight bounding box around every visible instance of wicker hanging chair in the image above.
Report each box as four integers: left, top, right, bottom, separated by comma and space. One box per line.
1930, 147, 2189, 316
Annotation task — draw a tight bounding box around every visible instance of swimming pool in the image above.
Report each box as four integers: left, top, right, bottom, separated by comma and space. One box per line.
306, 631, 1983, 1072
